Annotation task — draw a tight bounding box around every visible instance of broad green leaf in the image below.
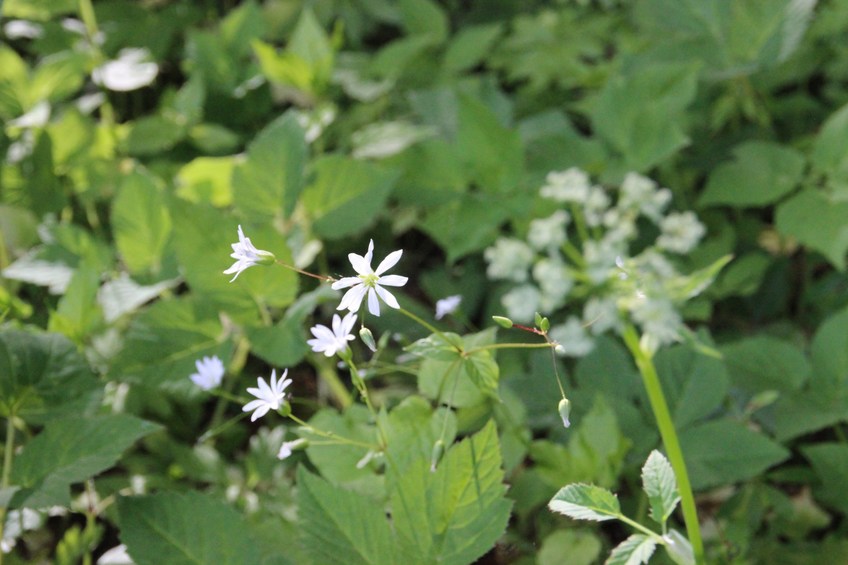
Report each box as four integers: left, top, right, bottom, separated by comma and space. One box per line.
0, 327, 100, 423
537, 529, 602, 565
456, 93, 523, 194
607, 534, 657, 565
10, 415, 160, 508
699, 142, 805, 207
398, 0, 448, 42
246, 316, 309, 368
112, 171, 172, 275
302, 405, 381, 496
415, 328, 499, 406
721, 336, 810, 393
641, 450, 680, 526
443, 23, 502, 74
297, 467, 396, 565
47, 264, 101, 343
811, 100, 848, 195
776, 189, 848, 269
548, 483, 621, 522
589, 63, 697, 171
219, 0, 264, 58
287, 7, 334, 90
3, 0, 77, 19
300, 155, 398, 239
810, 305, 848, 388
109, 297, 230, 393
385, 396, 456, 477
175, 156, 236, 207
802, 443, 848, 514
680, 419, 789, 490
390, 421, 511, 565
232, 113, 307, 221
125, 115, 187, 156
117, 491, 260, 565
351, 121, 436, 159
97, 274, 179, 323
169, 199, 298, 318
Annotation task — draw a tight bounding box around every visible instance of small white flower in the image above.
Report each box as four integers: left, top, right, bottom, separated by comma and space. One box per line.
307, 312, 357, 357
434, 295, 462, 320
584, 186, 611, 227
550, 317, 595, 357
332, 239, 408, 317
657, 211, 706, 254
582, 297, 621, 335
484, 238, 535, 282
3, 20, 43, 40
223, 225, 275, 282
540, 168, 590, 202
527, 211, 569, 250
97, 544, 134, 565
501, 284, 541, 323
583, 239, 623, 285
92, 48, 158, 92
533, 258, 573, 311
189, 355, 225, 390
618, 173, 671, 223
242, 369, 292, 422
277, 438, 307, 460
8, 101, 50, 128
630, 296, 682, 348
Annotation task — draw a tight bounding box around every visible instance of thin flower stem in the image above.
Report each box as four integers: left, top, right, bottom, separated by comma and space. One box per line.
345, 358, 389, 447
274, 260, 335, 283
398, 307, 450, 343
313, 356, 354, 409
463, 342, 553, 355
287, 413, 377, 450
197, 411, 250, 443
0, 415, 17, 565
621, 323, 704, 565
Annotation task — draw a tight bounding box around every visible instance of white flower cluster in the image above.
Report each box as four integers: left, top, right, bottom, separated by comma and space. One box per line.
485, 167, 709, 355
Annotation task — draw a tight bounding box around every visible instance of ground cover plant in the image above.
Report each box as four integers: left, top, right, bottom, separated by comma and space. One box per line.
2, 0, 848, 563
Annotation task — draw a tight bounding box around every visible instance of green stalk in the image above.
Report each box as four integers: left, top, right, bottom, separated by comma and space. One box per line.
621, 324, 704, 564
0, 415, 16, 565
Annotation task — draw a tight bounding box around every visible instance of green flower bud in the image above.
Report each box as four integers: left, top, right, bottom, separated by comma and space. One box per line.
255, 250, 277, 266
359, 326, 377, 352
558, 397, 571, 429
278, 402, 292, 418
535, 312, 550, 333
492, 316, 514, 329
430, 439, 445, 472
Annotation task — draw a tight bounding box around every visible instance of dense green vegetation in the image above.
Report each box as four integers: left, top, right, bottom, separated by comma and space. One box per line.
2, 0, 848, 563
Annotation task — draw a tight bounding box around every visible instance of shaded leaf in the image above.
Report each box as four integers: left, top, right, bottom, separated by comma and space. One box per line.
548, 483, 621, 522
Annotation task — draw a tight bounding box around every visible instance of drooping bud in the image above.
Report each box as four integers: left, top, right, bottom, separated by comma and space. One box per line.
255, 250, 277, 266
535, 312, 550, 333
430, 439, 445, 472
359, 326, 377, 352
492, 316, 514, 329
557, 397, 571, 429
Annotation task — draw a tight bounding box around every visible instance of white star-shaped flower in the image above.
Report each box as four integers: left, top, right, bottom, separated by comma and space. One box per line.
332, 240, 408, 316
223, 225, 275, 282
189, 355, 225, 390
307, 312, 357, 357
242, 369, 291, 422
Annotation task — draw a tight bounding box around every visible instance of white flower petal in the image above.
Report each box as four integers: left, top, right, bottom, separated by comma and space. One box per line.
374, 249, 403, 275
338, 284, 368, 312
348, 252, 371, 275
377, 274, 408, 287
331, 276, 361, 290
367, 288, 381, 316
375, 285, 400, 310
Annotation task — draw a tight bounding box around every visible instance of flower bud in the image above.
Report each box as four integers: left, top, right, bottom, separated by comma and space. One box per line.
492, 316, 514, 329
278, 402, 292, 418
430, 439, 445, 472
255, 250, 277, 266
359, 326, 377, 352
557, 397, 571, 429
535, 312, 550, 333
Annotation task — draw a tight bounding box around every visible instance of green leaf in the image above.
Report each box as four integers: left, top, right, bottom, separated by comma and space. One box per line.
125, 115, 187, 156
297, 467, 396, 565
802, 443, 848, 514
287, 7, 334, 90
589, 63, 698, 171
390, 421, 511, 565
398, 0, 448, 42
11, 415, 160, 508
641, 450, 680, 526
443, 23, 502, 74
232, 113, 307, 221
548, 483, 621, 522
112, 171, 172, 275
721, 336, 810, 393
300, 155, 398, 239
385, 396, 456, 477
537, 529, 602, 565
776, 189, 848, 269
415, 329, 499, 407
351, 121, 436, 159
175, 156, 236, 207
811, 100, 848, 195
0, 327, 100, 423
110, 297, 229, 393
117, 491, 260, 565
699, 142, 805, 207
607, 534, 657, 565
47, 263, 102, 342
680, 419, 789, 490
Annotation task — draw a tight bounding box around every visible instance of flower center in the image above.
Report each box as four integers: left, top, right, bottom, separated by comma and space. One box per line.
360, 273, 379, 288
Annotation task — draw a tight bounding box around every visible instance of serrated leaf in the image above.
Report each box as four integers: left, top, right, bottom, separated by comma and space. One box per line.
11, 415, 160, 508
721, 336, 810, 393
117, 491, 260, 565
47, 263, 101, 343
175, 156, 236, 207
297, 467, 396, 565
0, 327, 100, 423
351, 121, 436, 159
232, 113, 307, 221
776, 188, 848, 269
548, 484, 621, 522
802, 443, 848, 514
699, 142, 805, 207
97, 274, 179, 323
112, 171, 172, 275
606, 534, 657, 565
390, 421, 511, 565
641, 450, 680, 526
300, 155, 398, 239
